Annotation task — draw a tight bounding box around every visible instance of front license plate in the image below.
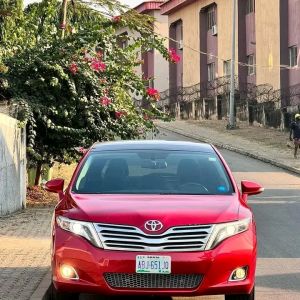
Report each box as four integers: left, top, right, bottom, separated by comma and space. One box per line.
136, 255, 171, 274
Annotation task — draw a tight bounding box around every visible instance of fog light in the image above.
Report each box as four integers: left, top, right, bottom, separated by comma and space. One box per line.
230, 267, 247, 281
60, 264, 79, 280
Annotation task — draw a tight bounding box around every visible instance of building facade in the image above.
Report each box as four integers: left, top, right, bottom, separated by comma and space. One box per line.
160, 0, 300, 124
116, 1, 169, 93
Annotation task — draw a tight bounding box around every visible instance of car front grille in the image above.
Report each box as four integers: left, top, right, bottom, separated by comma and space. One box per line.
94, 223, 213, 252
104, 273, 203, 289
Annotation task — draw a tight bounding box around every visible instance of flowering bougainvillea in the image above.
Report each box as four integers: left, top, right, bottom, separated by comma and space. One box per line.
147, 88, 160, 101
69, 62, 78, 75
112, 16, 122, 23
168, 48, 181, 64
0, 0, 173, 179
115, 111, 125, 119
90, 58, 106, 72
100, 96, 112, 106
78, 147, 88, 154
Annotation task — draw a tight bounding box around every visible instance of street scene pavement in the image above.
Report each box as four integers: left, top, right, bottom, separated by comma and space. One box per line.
1, 127, 300, 300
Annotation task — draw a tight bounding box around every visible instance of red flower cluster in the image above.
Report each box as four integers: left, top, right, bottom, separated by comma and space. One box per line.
147, 88, 160, 101
112, 16, 122, 23
78, 147, 87, 154
115, 111, 126, 119
69, 62, 78, 75
100, 96, 112, 106
168, 48, 181, 63
91, 58, 106, 72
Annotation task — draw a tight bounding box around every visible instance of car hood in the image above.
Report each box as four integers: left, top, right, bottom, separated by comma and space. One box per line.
64, 193, 240, 231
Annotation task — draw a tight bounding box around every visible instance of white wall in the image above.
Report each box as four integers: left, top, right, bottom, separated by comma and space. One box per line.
116, 10, 170, 93
0, 113, 26, 215
115, 26, 142, 77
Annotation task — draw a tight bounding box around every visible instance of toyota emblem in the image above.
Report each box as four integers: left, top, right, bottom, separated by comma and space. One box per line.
144, 220, 163, 232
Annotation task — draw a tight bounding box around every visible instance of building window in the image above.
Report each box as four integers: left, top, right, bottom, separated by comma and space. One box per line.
224, 60, 231, 76
246, 0, 255, 14
208, 63, 215, 81
247, 54, 255, 75
117, 33, 128, 49
207, 7, 216, 30
289, 46, 298, 68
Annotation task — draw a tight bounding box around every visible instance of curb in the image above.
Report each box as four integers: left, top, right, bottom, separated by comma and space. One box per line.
157, 124, 300, 177
30, 270, 51, 300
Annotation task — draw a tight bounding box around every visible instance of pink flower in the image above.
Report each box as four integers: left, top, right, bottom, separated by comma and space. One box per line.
168, 48, 181, 63
112, 16, 122, 23
115, 111, 127, 119
90, 59, 106, 72
146, 88, 160, 101
69, 62, 78, 75
60, 23, 66, 29
78, 147, 87, 154
100, 96, 111, 106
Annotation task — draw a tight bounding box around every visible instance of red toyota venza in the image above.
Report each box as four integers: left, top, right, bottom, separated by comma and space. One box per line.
46, 140, 263, 300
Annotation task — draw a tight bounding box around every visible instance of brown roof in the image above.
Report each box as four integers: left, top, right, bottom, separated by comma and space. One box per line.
134, 1, 166, 14
160, 0, 195, 15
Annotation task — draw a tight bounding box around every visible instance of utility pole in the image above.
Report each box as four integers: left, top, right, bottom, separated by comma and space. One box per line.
228, 0, 237, 129
61, 0, 68, 39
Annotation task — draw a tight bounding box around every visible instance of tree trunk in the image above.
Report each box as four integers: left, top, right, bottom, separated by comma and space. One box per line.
34, 162, 42, 186
61, 0, 68, 39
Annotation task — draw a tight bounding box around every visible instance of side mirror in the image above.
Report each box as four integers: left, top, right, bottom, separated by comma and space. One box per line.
241, 180, 264, 198
44, 178, 64, 194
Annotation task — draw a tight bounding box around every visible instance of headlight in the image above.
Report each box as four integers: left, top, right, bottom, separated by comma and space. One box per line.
205, 218, 251, 250
56, 216, 103, 248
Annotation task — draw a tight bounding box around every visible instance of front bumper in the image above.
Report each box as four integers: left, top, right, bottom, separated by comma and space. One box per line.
52, 226, 256, 296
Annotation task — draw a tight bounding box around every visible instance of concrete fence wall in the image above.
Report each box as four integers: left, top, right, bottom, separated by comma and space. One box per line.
0, 113, 26, 216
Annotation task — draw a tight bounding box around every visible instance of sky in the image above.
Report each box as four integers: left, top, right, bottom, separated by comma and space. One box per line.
24, 0, 144, 8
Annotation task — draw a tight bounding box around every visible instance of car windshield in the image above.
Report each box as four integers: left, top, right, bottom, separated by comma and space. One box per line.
72, 150, 234, 195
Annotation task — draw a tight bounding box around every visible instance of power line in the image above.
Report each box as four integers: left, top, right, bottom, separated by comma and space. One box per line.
154, 23, 299, 71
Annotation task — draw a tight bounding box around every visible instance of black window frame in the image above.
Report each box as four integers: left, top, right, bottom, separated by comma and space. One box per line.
246, 0, 255, 14
208, 62, 216, 81
223, 60, 231, 76
289, 45, 298, 68
207, 7, 216, 30
247, 54, 256, 76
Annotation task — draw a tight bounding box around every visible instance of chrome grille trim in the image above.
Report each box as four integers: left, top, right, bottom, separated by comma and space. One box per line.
104, 273, 203, 289
94, 223, 214, 252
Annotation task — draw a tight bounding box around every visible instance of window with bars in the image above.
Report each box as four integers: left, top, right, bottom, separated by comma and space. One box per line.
223, 60, 231, 76
117, 33, 128, 49
246, 0, 255, 14
207, 7, 216, 30
208, 63, 215, 81
289, 46, 298, 68
247, 55, 255, 75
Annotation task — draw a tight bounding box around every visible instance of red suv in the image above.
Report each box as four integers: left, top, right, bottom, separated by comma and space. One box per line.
46, 141, 263, 300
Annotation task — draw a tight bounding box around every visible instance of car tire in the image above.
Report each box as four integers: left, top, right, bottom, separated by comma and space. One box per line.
225, 287, 255, 300
49, 282, 80, 300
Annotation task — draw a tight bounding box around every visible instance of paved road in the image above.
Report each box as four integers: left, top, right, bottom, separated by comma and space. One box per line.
49, 129, 300, 300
